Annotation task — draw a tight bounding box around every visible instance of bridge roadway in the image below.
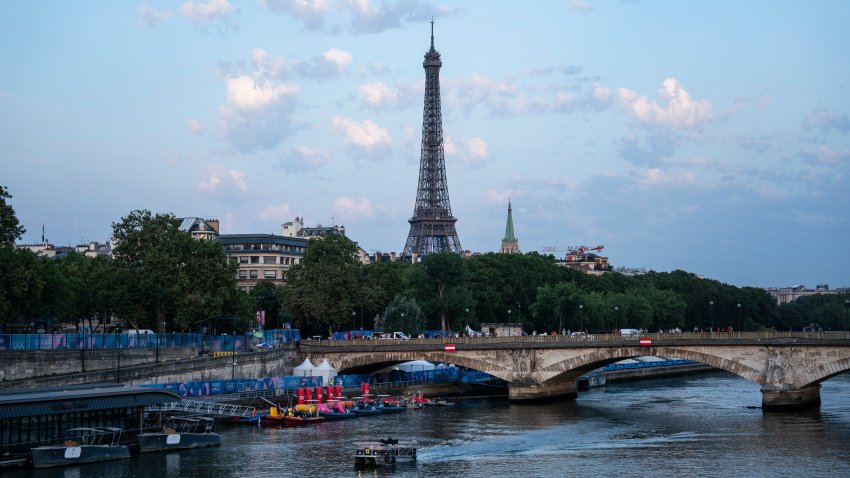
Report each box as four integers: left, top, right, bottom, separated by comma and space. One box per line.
300, 331, 850, 410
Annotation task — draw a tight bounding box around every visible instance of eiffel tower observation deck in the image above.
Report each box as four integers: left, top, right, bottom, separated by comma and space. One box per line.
402, 21, 463, 256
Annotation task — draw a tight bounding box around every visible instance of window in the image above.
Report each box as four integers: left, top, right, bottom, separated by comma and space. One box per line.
250, 256, 260, 264
264, 270, 276, 279
264, 256, 276, 264
238, 270, 247, 279
249, 270, 258, 279
239, 256, 249, 264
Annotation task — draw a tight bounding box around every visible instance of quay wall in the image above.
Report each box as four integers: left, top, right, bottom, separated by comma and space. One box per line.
0, 347, 198, 382
604, 363, 715, 383
0, 346, 299, 390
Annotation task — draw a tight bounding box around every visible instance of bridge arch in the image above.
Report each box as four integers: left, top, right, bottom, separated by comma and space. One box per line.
538, 347, 766, 386
315, 351, 515, 382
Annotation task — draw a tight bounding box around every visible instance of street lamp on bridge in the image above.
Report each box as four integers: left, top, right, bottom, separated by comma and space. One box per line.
578, 304, 584, 334
614, 306, 619, 332
709, 300, 715, 332
737, 303, 742, 333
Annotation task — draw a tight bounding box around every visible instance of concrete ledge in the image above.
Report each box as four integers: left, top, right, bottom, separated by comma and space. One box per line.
761, 383, 821, 411
509, 379, 577, 402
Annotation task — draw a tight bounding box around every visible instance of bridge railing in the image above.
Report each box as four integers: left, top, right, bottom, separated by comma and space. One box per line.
301, 331, 850, 347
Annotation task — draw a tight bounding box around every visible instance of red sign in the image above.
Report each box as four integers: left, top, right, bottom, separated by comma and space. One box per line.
444, 343, 456, 352
639, 338, 652, 347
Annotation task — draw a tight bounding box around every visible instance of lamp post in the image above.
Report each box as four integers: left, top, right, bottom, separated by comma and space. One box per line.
709, 300, 714, 332
351, 311, 356, 332
579, 304, 584, 334
400, 312, 404, 334
845, 299, 849, 328
736, 303, 742, 334
614, 306, 619, 332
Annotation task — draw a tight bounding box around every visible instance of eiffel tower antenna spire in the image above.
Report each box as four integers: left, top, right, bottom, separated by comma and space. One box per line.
402, 21, 463, 257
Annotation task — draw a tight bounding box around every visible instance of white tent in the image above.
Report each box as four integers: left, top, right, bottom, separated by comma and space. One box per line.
293, 358, 316, 377
314, 359, 338, 386
396, 360, 436, 373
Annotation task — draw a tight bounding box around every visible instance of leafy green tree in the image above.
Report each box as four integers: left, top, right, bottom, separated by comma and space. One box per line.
531, 282, 584, 333
358, 261, 411, 330
382, 295, 425, 336
0, 186, 25, 246
406, 253, 471, 334
280, 234, 361, 336
0, 248, 42, 330
111, 210, 237, 332
250, 280, 280, 329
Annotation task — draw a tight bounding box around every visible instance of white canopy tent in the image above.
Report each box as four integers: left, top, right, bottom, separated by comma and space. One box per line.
314, 359, 338, 386
293, 358, 316, 377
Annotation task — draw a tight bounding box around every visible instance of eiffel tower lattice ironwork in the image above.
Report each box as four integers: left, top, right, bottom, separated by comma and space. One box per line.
403, 21, 463, 256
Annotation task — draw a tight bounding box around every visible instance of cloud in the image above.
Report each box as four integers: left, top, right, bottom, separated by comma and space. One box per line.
332, 196, 375, 219
260, 0, 329, 31
295, 48, 353, 80
180, 0, 237, 24
617, 78, 712, 128
331, 115, 393, 156
567, 0, 592, 13
443, 135, 490, 166
258, 203, 292, 220
802, 107, 850, 134
450, 74, 527, 117
188, 118, 207, 134
280, 145, 332, 172
636, 167, 695, 187
139, 3, 173, 27
617, 132, 678, 166
358, 80, 419, 109
344, 0, 458, 35
140, 0, 238, 31
219, 49, 300, 152
196, 166, 248, 192
798, 145, 850, 166
736, 134, 775, 154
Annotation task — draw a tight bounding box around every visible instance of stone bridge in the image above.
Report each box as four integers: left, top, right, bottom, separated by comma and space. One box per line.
300, 331, 850, 410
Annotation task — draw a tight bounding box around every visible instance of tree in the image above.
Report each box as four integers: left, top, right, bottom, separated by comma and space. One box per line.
382, 295, 425, 336
0, 186, 25, 246
0, 248, 42, 330
280, 234, 361, 336
407, 253, 471, 335
531, 282, 584, 333
111, 210, 237, 332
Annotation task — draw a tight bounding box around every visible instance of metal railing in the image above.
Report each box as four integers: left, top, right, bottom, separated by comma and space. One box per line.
301, 331, 850, 347
155, 400, 257, 418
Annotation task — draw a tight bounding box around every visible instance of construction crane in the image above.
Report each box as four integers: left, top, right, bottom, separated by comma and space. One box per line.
540, 245, 604, 255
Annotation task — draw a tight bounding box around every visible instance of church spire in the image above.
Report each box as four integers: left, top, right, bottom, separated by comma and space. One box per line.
500, 199, 520, 254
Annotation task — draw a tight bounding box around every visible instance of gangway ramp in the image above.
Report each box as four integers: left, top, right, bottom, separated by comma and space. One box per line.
157, 400, 257, 418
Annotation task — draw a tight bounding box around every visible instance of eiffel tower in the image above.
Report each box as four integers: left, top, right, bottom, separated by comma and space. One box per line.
402, 21, 463, 256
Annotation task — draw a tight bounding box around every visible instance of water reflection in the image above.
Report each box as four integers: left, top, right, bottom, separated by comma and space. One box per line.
8, 372, 850, 478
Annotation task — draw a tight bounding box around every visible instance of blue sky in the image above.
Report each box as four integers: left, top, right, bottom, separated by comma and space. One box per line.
2, 0, 848, 289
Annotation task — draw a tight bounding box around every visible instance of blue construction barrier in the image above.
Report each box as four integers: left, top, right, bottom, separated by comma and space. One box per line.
0, 328, 301, 351
144, 376, 322, 398
602, 359, 697, 371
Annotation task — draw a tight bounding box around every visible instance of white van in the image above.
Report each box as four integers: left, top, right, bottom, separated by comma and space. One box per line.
125, 329, 155, 335
378, 332, 411, 339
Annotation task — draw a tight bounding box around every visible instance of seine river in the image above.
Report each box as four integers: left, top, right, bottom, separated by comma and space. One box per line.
11, 371, 850, 478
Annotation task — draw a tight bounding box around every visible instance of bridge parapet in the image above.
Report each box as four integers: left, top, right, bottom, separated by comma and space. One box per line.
301, 332, 850, 410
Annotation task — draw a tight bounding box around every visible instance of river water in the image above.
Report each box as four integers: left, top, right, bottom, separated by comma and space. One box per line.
11, 372, 850, 478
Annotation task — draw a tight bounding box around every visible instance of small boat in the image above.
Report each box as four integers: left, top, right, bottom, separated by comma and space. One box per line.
317, 400, 357, 420
351, 397, 382, 416
353, 438, 417, 466
260, 403, 325, 426
377, 395, 406, 413
137, 417, 221, 453
31, 427, 130, 468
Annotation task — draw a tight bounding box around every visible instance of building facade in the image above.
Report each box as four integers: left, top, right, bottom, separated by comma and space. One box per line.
220, 234, 308, 292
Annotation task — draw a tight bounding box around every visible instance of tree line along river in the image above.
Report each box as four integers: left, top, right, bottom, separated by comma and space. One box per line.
8, 371, 850, 478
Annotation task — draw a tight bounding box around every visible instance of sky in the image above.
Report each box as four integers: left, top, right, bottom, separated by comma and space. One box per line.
1, 0, 848, 289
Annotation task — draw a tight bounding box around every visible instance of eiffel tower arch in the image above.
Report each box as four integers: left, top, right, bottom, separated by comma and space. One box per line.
403, 21, 463, 256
